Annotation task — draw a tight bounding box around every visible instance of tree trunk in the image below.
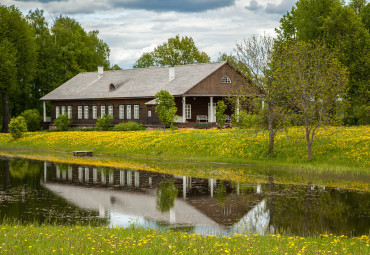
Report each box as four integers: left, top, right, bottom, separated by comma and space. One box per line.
268, 114, 274, 154
306, 130, 313, 160
2, 92, 9, 133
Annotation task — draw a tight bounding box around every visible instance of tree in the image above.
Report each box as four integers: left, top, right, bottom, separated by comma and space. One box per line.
215, 101, 227, 129
273, 41, 348, 160
349, 0, 367, 15
234, 34, 290, 154
0, 5, 37, 132
155, 90, 177, 130
276, 0, 370, 124
134, 35, 210, 68
20, 109, 42, 132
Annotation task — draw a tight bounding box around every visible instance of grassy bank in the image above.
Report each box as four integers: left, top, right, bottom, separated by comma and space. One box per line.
0, 126, 368, 171
0, 224, 369, 254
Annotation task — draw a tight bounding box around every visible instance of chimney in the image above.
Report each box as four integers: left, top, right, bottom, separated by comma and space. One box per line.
169, 67, 175, 81
98, 66, 104, 78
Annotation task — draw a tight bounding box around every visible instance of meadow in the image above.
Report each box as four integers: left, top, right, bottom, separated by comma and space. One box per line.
0, 126, 368, 171
0, 224, 369, 255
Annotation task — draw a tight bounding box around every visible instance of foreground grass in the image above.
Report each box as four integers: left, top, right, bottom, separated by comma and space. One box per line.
0, 225, 369, 254
0, 126, 368, 171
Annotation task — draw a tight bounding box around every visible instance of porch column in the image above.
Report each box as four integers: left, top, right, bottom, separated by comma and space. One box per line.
183, 176, 187, 199
210, 96, 214, 123
182, 96, 186, 123
236, 97, 240, 122
43, 101, 47, 122
262, 99, 265, 110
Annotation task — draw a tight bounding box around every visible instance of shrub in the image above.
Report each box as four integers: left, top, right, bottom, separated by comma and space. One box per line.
20, 109, 42, 132
355, 105, 370, 125
112, 121, 145, 131
53, 114, 71, 131
9, 116, 27, 140
96, 114, 113, 131
232, 111, 262, 129
215, 101, 227, 129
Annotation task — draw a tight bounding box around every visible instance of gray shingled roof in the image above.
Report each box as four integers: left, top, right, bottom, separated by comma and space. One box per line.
40, 62, 227, 101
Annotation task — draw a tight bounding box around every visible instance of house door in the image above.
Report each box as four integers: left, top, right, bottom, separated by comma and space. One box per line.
208, 103, 216, 122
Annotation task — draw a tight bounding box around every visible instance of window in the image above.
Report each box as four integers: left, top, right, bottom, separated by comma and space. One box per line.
67, 106, 72, 118
221, 76, 231, 84
185, 104, 191, 119
126, 105, 131, 119
108, 105, 113, 117
134, 105, 139, 119
78, 106, 82, 119
55, 106, 60, 119
101, 105, 106, 117
61, 106, 66, 115
92, 106, 97, 119
148, 110, 152, 117
119, 105, 125, 119
84, 106, 89, 119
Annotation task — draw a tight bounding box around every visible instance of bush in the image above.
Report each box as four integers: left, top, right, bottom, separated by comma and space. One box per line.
232, 111, 262, 129
96, 114, 113, 131
112, 121, 145, 131
356, 105, 370, 125
20, 109, 42, 132
9, 116, 27, 140
53, 114, 71, 131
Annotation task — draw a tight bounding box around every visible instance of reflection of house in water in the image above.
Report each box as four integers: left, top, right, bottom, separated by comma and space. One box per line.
42, 162, 272, 235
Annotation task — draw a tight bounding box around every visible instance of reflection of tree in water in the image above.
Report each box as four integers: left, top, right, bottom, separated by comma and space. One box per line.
156, 179, 178, 213
215, 182, 227, 206
9, 159, 41, 179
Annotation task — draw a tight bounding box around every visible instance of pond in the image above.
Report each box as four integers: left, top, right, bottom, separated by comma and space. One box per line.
0, 156, 369, 236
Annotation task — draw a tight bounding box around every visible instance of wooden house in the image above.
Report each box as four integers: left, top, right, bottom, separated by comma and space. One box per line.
40, 61, 251, 128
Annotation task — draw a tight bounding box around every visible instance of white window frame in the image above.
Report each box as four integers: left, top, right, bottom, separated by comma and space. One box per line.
61, 106, 66, 115
108, 105, 114, 117
84, 106, 89, 119
78, 106, 82, 119
126, 105, 131, 119
134, 105, 139, 119
55, 106, 60, 119
185, 104, 191, 119
148, 110, 152, 118
67, 106, 72, 119
119, 105, 125, 119
221, 76, 231, 84
101, 105, 106, 117
92, 106, 97, 119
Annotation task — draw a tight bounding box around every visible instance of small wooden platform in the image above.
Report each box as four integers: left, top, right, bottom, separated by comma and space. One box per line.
73, 151, 93, 157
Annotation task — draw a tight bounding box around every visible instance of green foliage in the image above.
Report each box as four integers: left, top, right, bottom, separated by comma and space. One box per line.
20, 109, 42, 132
9, 116, 27, 140
112, 121, 145, 131
53, 114, 71, 131
134, 35, 210, 68
155, 90, 177, 129
215, 101, 227, 128
0, 5, 37, 132
156, 179, 178, 213
232, 111, 262, 129
96, 114, 113, 131
110, 64, 122, 70
355, 105, 370, 125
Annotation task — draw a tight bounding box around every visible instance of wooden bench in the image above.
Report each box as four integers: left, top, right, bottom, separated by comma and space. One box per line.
73, 151, 93, 157
196, 115, 208, 122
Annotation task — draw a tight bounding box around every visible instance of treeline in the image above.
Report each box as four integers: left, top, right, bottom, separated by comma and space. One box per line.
0, 5, 115, 131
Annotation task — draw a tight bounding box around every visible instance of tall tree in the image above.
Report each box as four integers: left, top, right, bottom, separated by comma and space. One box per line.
234, 35, 290, 154
273, 41, 348, 159
134, 35, 210, 68
0, 5, 37, 132
276, 0, 370, 124
155, 90, 177, 130
349, 0, 367, 15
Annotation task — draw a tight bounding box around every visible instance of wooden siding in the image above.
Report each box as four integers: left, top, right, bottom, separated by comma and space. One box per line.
185, 63, 250, 95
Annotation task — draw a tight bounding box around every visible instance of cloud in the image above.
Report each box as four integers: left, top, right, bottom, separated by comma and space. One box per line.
110, 0, 235, 13
265, 0, 296, 14
245, 0, 263, 11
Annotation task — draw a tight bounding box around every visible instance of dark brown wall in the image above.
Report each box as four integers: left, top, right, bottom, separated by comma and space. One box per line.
186, 63, 251, 95
51, 99, 158, 126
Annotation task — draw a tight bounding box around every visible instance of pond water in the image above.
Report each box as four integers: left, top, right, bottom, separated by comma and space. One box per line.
0, 157, 369, 236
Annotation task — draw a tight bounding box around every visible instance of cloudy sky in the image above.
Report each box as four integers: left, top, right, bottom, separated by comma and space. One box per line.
4, 0, 299, 69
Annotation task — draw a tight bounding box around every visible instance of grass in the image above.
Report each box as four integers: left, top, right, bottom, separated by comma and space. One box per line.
0, 224, 369, 254
0, 126, 368, 171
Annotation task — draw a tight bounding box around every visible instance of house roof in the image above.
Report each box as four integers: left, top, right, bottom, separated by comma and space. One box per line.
40, 61, 228, 101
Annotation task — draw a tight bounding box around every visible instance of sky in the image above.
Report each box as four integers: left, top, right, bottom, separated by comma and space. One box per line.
3, 0, 300, 69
